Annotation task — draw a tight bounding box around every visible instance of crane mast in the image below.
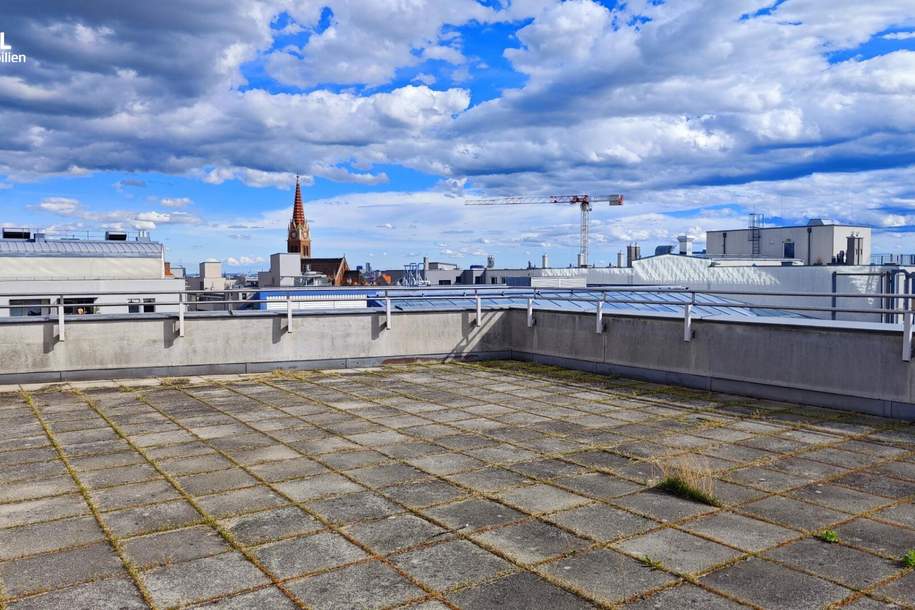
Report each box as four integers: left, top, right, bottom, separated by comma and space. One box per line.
466, 194, 623, 267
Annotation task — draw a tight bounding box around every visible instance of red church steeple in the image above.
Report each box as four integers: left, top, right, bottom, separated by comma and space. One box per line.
287, 175, 311, 257
292, 175, 305, 225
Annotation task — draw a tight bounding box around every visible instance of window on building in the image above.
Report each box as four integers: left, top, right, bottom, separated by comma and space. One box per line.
129, 298, 156, 313
491, 277, 497, 284
438, 280, 452, 285
63, 298, 96, 315
10, 299, 50, 317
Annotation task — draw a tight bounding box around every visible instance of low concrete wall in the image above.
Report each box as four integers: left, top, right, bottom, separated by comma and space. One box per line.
509, 310, 913, 419
1, 307, 912, 419
0, 310, 508, 384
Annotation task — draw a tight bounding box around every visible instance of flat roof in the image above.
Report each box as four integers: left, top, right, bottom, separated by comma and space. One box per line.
707, 224, 868, 233
2, 362, 913, 608
0, 239, 163, 258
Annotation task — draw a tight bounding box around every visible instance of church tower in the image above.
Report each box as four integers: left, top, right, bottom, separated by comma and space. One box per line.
287, 175, 312, 258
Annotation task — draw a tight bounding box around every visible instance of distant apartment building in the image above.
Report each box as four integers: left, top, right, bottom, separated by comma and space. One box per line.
187, 261, 229, 291
0, 228, 183, 317
258, 253, 330, 287
705, 219, 871, 265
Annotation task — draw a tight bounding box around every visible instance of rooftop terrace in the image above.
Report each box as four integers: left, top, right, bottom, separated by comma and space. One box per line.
2, 362, 914, 609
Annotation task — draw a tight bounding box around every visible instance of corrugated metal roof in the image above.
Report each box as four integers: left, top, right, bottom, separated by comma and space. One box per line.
0, 239, 163, 258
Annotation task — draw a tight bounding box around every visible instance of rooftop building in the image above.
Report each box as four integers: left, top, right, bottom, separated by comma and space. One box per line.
258, 253, 330, 287
706, 218, 871, 265
0, 229, 183, 316
187, 261, 229, 291
0, 229, 165, 281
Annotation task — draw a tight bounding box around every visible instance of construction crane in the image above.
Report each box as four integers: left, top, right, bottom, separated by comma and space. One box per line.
466, 194, 624, 267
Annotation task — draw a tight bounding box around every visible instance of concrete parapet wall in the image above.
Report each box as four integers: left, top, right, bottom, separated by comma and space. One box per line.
0, 310, 508, 384
509, 309, 913, 419
0, 307, 912, 419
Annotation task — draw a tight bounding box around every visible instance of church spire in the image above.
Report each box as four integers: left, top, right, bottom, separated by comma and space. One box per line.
288, 174, 312, 258
292, 174, 305, 226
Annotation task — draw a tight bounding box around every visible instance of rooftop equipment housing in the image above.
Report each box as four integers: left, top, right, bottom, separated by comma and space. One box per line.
846, 235, 864, 265
1, 228, 31, 240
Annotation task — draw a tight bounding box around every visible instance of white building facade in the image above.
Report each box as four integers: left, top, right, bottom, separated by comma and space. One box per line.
706, 220, 871, 265
0, 232, 183, 317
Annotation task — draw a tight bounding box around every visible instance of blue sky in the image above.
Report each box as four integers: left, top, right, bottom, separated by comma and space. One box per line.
1, 1, 915, 271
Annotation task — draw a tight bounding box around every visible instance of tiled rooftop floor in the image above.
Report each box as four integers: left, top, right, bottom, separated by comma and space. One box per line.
1, 362, 914, 609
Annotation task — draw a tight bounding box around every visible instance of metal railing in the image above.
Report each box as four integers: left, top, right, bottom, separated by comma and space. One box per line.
872, 253, 915, 266
1, 286, 913, 361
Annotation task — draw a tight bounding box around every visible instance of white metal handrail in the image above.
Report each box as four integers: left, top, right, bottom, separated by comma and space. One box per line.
2, 286, 914, 360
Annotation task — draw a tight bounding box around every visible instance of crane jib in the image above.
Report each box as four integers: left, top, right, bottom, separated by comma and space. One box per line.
463, 194, 624, 269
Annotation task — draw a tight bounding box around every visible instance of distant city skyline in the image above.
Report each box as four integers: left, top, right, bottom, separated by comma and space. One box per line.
1, 1, 915, 270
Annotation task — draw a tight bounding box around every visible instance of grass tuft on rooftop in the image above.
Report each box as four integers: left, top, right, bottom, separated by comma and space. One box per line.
655, 475, 721, 507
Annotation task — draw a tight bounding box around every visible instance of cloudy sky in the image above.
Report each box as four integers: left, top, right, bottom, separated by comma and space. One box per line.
1, 0, 914, 270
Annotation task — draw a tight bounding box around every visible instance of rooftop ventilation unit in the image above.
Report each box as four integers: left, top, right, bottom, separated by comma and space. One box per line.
2, 228, 31, 240
105, 231, 128, 241
677, 235, 695, 256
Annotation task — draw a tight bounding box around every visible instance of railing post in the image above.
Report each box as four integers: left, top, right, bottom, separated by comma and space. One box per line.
57, 296, 65, 342
904, 305, 913, 362
178, 292, 185, 338
286, 295, 293, 334
385, 295, 392, 330
595, 299, 604, 334
527, 298, 534, 328
475, 294, 482, 327
683, 300, 693, 342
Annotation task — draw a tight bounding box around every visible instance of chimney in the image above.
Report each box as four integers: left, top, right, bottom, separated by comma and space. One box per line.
677, 235, 694, 256
486, 255, 495, 269
626, 243, 640, 268
422, 256, 429, 272
617, 251, 624, 268
541, 254, 549, 268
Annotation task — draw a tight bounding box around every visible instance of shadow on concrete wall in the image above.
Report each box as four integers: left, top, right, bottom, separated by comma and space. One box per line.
42, 321, 59, 355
